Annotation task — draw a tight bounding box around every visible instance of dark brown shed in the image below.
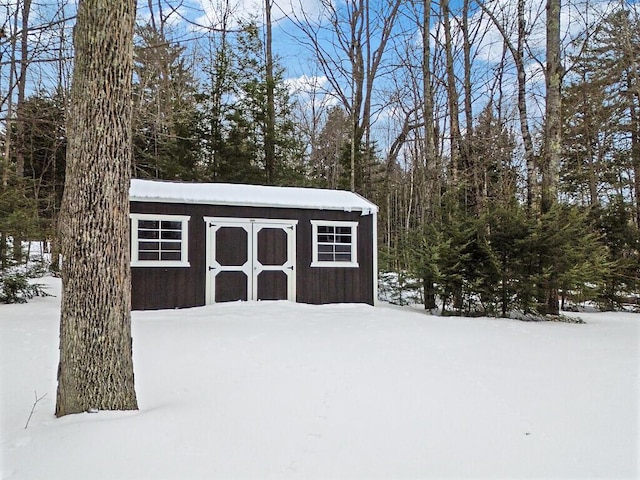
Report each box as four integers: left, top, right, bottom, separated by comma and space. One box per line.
129, 179, 378, 310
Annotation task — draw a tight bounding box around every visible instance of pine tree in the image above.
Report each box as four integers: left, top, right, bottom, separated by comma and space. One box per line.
132, 25, 200, 180
226, 21, 303, 186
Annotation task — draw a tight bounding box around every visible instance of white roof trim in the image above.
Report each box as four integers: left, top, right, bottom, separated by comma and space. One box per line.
130, 179, 378, 215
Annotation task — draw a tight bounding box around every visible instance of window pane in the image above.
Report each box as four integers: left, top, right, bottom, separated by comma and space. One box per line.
318, 244, 334, 253
138, 220, 159, 229
318, 225, 333, 234
318, 234, 334, 243
161, 230, 182, 240
336, 235, 352, 243
161, 242, 182, 251
318, 253, 334, 262
161, 251, 182, 261
335, 244, 351, 253
335, 253, 352, 262
139, 251, 160, 261
336, 226, 352, 235
161, 220, 182, 230
138, 230, 159, 239
139, 241, 159, 251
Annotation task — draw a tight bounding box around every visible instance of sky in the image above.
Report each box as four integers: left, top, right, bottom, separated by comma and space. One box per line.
1, 0, 637, 154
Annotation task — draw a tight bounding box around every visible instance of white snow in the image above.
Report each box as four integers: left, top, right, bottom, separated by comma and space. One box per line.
1, 276, 639, 479
130, 179, 378, 215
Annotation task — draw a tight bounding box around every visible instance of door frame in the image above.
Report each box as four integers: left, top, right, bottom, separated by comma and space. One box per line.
204, 216, 297, 304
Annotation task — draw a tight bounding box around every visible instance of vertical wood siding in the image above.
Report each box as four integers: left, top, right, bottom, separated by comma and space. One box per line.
130, 201, 375, 310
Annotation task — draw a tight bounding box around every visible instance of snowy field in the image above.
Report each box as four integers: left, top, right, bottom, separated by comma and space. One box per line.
1, 277, 639, 479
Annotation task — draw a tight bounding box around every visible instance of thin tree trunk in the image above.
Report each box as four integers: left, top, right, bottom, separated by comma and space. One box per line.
518, 0, 536, 212
442, 0, 460, 184
2, 3, 20, 188
15, 0, 31, 179
542, 0, 561, 214
630, 89, 640, 227
264, 0, 276, 185
479, 0, 536, 210
56, 0, 138, 417
422, 0, 437, 215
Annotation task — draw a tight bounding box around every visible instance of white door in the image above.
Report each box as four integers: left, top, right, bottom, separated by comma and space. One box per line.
204, 217, 297, 303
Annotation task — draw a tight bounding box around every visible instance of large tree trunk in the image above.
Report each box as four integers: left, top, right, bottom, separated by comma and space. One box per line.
541, 0, 562, 315
542, 0, 561, 215
56, 0, 138, 417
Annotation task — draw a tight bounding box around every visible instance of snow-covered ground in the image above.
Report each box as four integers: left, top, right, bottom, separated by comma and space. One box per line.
1, 277, 638, 479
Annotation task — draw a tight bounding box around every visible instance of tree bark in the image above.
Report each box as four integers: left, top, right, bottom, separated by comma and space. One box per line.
479, 0, 536, 211
442, 0, 460, 184
542, 0, 561, 214
56, 0, 138, 417
542, 0, 562, 315
264, 0, 276, 185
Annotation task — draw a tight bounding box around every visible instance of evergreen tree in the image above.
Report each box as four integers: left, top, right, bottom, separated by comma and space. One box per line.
215, 21, 303, 186
19, 91, 67, 243
563, 10, 639, 221
132, 25, 200, 180
594, 197, 640, 309
525, 205, 609, 314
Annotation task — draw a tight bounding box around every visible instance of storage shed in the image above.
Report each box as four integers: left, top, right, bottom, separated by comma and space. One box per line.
129, 179, 378, 310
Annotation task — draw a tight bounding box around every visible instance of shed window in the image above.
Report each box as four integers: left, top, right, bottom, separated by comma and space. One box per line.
311, 220, 358, 268
130, 214, 190, 267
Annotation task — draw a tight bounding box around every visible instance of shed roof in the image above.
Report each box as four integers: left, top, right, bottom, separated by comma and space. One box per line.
130, 179, 378, 215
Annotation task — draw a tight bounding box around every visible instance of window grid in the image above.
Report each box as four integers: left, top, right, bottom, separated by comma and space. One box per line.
311, 220, 358, 268
137, 220, 183, 261
131, 215, 190, 266
317, 225, 353, 263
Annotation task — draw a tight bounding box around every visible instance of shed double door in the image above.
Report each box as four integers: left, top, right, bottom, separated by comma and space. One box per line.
205, 217, 297, 303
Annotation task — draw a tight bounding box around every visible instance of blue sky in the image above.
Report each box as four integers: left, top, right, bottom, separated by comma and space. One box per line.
2, 0, 636, 155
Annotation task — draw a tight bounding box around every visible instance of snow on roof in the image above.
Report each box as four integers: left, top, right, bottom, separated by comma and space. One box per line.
130, 179, 378, 215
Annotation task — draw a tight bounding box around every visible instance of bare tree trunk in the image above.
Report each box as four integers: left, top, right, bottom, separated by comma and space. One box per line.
264, 0, 276, 185
422, 0, 438, 310
442, 0, 460, 184
290, 0, 401, 193
15, 0, 31, 179
542, 0, 562, 315
480, 0, 536, 211
630, 86, 640, 227
56, 0, 138, 417
1, 3, 20, 188
542, 0, 562, 214
11, 0, 32, 264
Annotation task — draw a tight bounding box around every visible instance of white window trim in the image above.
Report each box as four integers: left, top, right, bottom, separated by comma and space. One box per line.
130, 213, 191, 267
310, 220, 359, 268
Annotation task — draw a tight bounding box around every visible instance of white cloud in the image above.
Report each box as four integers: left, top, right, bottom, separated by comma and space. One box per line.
191, 0, 330, 31
470, 0, 621, 66
285, 74, 328, 95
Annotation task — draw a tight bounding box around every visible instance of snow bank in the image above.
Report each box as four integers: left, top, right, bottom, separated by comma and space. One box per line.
1, 277, 638, 479
130, 179, 378, 215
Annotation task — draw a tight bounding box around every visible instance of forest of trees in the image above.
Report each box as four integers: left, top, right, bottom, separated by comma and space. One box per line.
1, 0, 639, 316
